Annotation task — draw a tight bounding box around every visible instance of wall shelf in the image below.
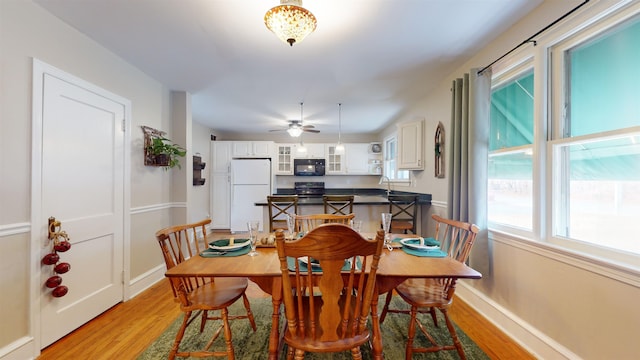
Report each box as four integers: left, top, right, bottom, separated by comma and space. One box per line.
193, 155, 206, 186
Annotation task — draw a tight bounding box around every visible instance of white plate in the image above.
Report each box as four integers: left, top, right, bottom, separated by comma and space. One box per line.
400, 238, 440, 251
209, 238, 251, 251
298, 257, 321, 268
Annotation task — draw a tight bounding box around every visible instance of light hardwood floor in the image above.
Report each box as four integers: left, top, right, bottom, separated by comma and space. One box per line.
39, 279, 534, 359
39, 230, 535, 359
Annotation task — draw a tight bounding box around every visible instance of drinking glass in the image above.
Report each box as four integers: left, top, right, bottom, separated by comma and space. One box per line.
350, 220, 363, 233
286, 214, 296, 240
247, 221, 260, 256
381, 212, 393, 250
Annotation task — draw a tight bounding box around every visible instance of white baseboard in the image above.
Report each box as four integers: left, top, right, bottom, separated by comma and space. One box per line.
127, 264, 165, 300
0, 336, 35, 360
456, 281, 580, 360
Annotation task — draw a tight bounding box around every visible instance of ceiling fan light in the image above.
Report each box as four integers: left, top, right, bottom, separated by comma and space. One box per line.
264, 0, 317, 47
287, 127, 303, 137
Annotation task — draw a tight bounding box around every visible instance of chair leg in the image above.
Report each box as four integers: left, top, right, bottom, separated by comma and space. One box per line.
429, 307, 438, 327
200, 310, 208, 332
380, 291, 394, 323
350, 346, 363, 360
442, 308, 466, 360
405, 306, 418, 360
242, 293, 257, 331
221, 307, 235, 360
169, 311, 191, 360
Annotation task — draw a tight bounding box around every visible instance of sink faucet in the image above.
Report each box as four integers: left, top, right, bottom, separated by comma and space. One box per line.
379, 176, 391, 197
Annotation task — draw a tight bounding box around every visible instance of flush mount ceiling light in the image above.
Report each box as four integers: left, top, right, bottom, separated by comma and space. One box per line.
264, 0, 317, 47
335, 103, 345, 155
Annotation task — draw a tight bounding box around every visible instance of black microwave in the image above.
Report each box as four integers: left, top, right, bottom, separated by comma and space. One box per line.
294, 158, 325, 176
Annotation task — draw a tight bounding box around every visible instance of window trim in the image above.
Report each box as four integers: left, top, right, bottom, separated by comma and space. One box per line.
382, 134, 410, 185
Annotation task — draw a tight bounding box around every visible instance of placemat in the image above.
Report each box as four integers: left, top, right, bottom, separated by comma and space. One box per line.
200, 246, 251, 257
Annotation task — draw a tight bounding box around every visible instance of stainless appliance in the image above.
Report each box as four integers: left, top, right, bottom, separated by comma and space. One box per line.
230, 159, 271, 233
294, 158, 325, 176
294, 182, 325, 198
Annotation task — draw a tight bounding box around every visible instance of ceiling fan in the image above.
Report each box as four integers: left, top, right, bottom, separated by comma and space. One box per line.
269, 102, 320, 137
269, 120, 320, 137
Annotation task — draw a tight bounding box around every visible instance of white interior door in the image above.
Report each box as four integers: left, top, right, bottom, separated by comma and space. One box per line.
38, 71, 125, 347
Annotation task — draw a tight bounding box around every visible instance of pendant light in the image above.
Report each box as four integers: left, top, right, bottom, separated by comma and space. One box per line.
335, 103, 345, 155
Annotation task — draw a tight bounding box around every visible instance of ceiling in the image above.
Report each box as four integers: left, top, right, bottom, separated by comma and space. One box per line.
34, 0, 542, 137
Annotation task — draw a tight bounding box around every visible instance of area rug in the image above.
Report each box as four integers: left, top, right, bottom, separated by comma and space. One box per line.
138, 296, 488, 359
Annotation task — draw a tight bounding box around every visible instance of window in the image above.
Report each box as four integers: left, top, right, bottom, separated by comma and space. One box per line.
488, 69, 534, 231
383, 135, 409, 181
550, 15, 640, 256
488, 3, 640, 270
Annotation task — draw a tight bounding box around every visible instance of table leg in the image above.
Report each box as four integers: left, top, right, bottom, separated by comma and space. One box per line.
268, 278, 282, 360
370, 290, 383, 359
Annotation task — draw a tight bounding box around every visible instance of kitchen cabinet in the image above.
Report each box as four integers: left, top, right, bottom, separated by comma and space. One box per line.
325, 144, 344, 174
398, 119, 424, 170
232, 141, 273, 158
275, 144, 294, 175
293, 143, 324, 158
211, 141, 232, 228
344, 143, 369, 174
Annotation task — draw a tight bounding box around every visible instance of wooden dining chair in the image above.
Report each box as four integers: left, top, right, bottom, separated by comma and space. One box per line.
387, 194, 418, 234
323, 194, 354, 215
294, 213, 355, 234
267, 195, 299, 233
274, 225, 385, 359
379, 214, 479, 360
155, 219, 257, 360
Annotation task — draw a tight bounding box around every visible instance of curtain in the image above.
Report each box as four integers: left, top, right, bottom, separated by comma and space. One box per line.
448, 68, 492, 275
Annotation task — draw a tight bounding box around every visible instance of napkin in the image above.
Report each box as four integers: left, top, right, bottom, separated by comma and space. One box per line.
401, 246, 447, 258
200, 246, 251, 257
209, 238, 250, 247
394, 237, 440, 247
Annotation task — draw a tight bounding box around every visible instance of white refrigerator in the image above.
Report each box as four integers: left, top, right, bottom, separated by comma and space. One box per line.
230, 159, 271, 233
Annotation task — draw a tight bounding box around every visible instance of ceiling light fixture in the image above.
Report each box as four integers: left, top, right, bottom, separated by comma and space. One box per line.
287, 126, 303, 137
335, 103, 345, 155
288, 102, 306, 138
264, 0, 317, 47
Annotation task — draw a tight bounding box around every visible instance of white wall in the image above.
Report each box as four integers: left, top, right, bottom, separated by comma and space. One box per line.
380, 1, 640, 359
0, 1, 186, 357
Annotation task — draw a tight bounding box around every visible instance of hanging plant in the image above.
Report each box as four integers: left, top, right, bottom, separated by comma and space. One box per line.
146, 136, 187, 169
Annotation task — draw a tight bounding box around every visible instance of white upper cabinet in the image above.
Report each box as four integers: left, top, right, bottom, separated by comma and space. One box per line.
232, 141, 273, 158
344, 143, 369, 174
275, 144, 294, 175
293, 143, 325, 158
398, 119, 424, 170
325, 144, 344, 174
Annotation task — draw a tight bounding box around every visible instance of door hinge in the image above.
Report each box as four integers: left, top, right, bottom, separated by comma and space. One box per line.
121, 270, 125, 284
121, 119, 126, 132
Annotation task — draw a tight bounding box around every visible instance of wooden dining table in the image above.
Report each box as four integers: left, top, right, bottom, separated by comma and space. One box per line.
164, 234, 482, 359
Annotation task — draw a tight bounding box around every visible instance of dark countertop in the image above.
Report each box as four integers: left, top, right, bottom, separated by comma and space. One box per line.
255, 188, 431, 206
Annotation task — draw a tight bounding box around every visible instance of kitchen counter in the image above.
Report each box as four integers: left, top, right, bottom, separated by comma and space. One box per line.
255, 194, 393, 206
259, 188, 432, 206
250, 189, 431, 235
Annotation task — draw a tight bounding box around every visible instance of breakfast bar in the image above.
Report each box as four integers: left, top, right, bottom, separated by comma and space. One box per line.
255, 187, 432, 234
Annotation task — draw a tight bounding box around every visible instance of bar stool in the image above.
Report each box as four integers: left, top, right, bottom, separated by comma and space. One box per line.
387, 194, 418, 234
322, 195, 354, 215
267, 195, 299, 233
